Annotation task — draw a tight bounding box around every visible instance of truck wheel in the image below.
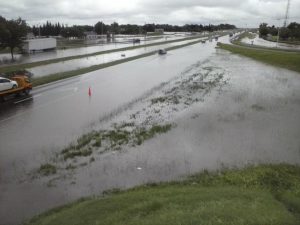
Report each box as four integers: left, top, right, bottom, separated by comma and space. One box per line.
23, 89, 30, 96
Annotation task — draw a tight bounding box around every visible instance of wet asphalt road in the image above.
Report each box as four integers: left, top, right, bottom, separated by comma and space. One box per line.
0, 35, 300, 225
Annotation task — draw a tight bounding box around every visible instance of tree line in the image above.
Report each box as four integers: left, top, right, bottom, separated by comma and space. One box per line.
0, 16, 28, 59
32, 21, 236, 38
0, 15, 236, 60
259, 22, 300, 40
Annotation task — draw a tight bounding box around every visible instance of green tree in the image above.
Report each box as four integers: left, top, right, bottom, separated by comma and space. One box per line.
259, 23, 268, 37
60, 26, 84, 39
279, 27, 290, 40
94, 21, 107, 34
0, 17, 27, 60
287, 22, 300, 39
110, 22, 119, 34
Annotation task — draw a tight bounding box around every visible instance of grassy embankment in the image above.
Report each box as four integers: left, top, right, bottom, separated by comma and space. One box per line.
217, 43, 300, 73
30, 38, 206, 86
27, 164, 300, 225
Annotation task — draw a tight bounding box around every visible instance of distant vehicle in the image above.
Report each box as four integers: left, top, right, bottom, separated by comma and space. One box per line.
0, 77, 18, 92
158, 49, 167, 55
22, 38, 57, 54
201, 40, 206, 44
229, 33, 234, 37
121, 54, 126, 57
133, 39, 141, 43
0, 75, 32, 101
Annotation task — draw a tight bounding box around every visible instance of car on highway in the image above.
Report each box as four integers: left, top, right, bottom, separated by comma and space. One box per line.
158, 49, 167, 55
0, 77, 18, 92
133, 38, 141, 43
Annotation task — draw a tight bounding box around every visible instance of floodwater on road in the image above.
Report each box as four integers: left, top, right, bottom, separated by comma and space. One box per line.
0, 36, 300, 225
0, 35, 188, 65
241, 34, 300, 51
28, 38, 205, 77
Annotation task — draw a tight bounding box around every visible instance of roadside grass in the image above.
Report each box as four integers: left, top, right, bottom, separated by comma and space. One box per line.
31, 38, 206, 86
0, 35, 203, 75
27, 164, 300, 225
217, 43, 300, 73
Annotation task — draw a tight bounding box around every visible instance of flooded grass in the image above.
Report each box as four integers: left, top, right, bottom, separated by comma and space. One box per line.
27, 164, 300, 225
37, 61, 226, 179
233, 32, 256, 45
218, 43, 300, 73
59, 124, 173, 162
38, 164, 57, 176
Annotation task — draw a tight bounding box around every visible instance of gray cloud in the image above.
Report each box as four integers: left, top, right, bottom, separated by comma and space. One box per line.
0, 0, 299, 27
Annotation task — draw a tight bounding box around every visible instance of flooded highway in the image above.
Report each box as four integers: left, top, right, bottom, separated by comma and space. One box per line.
0, 34, 190, 65
241, 33, 300, 51
28, 38, 205, 77
0, 35, 299, 225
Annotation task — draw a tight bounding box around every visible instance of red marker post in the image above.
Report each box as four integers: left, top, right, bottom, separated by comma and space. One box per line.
88, 87, 92, 97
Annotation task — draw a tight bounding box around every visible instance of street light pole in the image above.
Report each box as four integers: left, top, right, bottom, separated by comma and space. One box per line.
277, 27, 280, 48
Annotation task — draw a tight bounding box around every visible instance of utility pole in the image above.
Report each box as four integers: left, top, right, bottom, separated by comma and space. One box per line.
38, 23, 41, 37
283, 0, 291, 27
277, 26, 280, 47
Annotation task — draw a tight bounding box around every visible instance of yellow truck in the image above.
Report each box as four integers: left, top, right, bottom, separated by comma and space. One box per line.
0, 75, 32, 102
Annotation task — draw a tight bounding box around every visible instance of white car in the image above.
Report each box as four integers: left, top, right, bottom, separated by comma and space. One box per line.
0, 77, 18, 92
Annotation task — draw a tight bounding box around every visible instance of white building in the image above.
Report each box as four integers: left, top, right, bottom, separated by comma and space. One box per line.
22, 38, 56, 53
84, 31, 99, 40
154, 29, 164, 34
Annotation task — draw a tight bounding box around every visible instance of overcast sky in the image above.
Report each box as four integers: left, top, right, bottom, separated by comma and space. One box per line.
0, 0, 299, 27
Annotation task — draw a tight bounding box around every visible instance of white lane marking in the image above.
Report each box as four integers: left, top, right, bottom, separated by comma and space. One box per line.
0, 115, 19, 124
14, 94, 42, 104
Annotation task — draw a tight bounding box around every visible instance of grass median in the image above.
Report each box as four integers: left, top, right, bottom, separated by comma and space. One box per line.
26, 164, 300, 225
217, 43, 300, 73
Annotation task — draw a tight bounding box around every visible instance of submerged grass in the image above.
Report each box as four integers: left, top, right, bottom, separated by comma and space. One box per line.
38, 164, 57, 176
218, 43, 300, 73
27, 164, 300, 225
60, 124, 173, 161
